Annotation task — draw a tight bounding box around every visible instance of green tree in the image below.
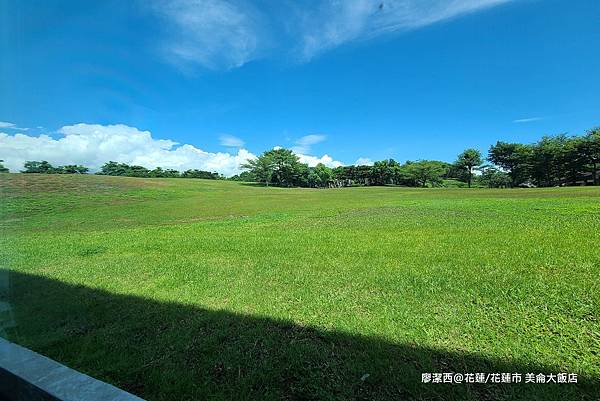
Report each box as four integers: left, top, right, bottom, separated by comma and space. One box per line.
403, 160, 447, 187
530, 135, 570, 187
228, 171, 255, 182
22, 160, 55, 173
0, 160, 9, 173
478, 166, 511, 188
241, 154, 274, 186
242, 148, 308, 187
182, 169, 220, 179
372, 159, 400, 185
163, 169, 181, 178
308, 163, 333, 188
98, 161, 129, 176
488, 142, 533, 187
266, 148, 305, 187
561, 136, 586, 186
149, 167, 165, 177
332, 165, 377, 186
60, 165, 89, 174
455, 149, 482, 188
445, 163, 469, 182
127, 165, 150, 177
579, 128, 600, 185
148, 167, 180, 178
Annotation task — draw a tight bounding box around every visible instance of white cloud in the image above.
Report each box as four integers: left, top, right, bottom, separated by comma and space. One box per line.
219, 134, 245, 147
513, 117, 544, 123
298, 0, 513, 60
286, 134, 341, 167
151, 0, 513, 70
291, 134, 326, 154
0, 121, 28, 131
0, 123, 255, 177
297, 153, 343, 168
0, 123, 345, 174
152, 0, 266, 70
354, 157, 373, 166
269, 143, 343, 168
296, 134, 326, 146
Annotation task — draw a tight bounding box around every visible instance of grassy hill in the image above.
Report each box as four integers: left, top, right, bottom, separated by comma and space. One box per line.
1, 174, 599, 400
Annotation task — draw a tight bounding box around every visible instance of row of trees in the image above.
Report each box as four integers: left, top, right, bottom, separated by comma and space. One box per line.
239, 128, 600, 188
488, 128, 600, 187
240, 148, 339, 188
21, 160, 89, 174
97, 161, 222, 179
11, 160, 222, 180
237, 148, 485, 188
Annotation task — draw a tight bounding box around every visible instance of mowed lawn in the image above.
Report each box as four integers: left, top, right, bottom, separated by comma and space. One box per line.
1, 174, 599, 400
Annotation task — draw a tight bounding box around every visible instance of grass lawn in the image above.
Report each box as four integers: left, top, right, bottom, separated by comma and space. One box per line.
1, 174, 599, 400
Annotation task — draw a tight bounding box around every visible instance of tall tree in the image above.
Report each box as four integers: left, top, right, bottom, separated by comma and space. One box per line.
264, 148, 305, 187
372, 159, 400, 185
580, 128, 600, 185
561, 136, 586, 186
241, 154, 274, 186
488, 142, 533, 187
0, 160, 9, 173
308, 163, 333, 188
530, 135, 569, 187
455, 149, 482, 188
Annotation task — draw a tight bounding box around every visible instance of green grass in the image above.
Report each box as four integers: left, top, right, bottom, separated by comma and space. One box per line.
1, 174, 599, 400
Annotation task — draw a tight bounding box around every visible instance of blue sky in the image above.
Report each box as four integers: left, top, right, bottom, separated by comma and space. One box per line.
1, 0, 599, 175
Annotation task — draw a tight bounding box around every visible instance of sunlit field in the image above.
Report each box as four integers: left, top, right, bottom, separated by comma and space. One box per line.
1, 174, 599, 401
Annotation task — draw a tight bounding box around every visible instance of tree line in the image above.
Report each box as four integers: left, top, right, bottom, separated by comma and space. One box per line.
96, 161, 222, 179
488, 128, 599, 187
238, 128, 600, 188
18, 160, 90, 174
2, 127, 598, 188
8, 160, 223, 180
236, 148, 492, 188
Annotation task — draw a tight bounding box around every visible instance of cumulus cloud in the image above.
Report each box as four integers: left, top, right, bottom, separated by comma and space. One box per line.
297, 153, 343, 168
152, 0, 266, 70
219, 134, 245, 147
0, 123, 346, 174
355, 157, 373, 166
150, 0, 513, 69
0, 123, 255, 176
291, 134, 326, 154
270, 141, 343, 168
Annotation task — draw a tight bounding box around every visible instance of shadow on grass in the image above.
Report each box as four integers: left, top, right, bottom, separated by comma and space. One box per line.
3, 270, 597, 401
237, 182, 268, 187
